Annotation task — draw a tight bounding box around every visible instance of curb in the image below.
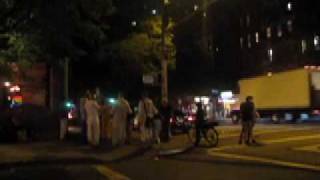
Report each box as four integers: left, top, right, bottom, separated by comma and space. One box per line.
156, 145, 194, 157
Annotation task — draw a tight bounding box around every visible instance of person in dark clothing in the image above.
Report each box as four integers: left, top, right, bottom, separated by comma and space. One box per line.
239, 96, 258, 145
194, 102, 207, 147
159, 100, 172, 142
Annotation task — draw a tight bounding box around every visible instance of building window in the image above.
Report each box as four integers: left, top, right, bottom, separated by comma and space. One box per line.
255, 32, 259, 43
267, 27, 272, 39
287, 20, 293, 32
268, 48, 273, 62
194, 5, 199, 11
277, 26, 282, 37
240, 37, 244, 48
287, 2, 292, 11
203, 12, 207, 18
301, 40, 307, 54
314, 36, 320, 50
247, 34, 252, 48
246, 15, 250, 27
152, 9, 157, 15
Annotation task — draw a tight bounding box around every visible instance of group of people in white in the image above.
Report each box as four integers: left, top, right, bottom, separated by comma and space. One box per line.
80, 91, 161, 147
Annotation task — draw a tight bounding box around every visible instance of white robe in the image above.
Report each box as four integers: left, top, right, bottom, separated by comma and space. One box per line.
85, 100, 100, 146
111, 98, 132, 146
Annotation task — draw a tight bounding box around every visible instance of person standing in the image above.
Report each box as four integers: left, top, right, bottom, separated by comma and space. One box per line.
84, 92, 101, 146
111, 93, 132, 146
239, 96, 257, 145
159, 100, 172, 143
79, 91, 90, 143
194, 103, 207, 147
138, 93, 158, 143
100, 101, 112, 141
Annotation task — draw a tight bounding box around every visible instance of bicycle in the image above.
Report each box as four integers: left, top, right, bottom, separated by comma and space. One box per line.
184, 121, 219, 148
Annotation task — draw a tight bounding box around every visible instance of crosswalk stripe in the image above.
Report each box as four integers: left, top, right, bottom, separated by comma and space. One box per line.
208, 151, 320, 172
95, 165, 130, 180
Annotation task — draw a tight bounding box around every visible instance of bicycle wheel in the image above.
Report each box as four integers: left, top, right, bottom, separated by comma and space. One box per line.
205, 128, 219, 147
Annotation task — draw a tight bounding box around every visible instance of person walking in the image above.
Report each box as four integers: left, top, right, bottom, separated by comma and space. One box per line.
194, 103, 207, 147
111, 93, 132, 146
239, 96, 258, 145
84, 92, 101, 146
159, 99, 172, 143
138, 93, 158, 143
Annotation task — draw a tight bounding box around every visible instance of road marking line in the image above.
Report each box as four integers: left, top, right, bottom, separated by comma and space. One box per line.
293, 144, 320, 153
208, 151, 320, 172
212, 134, 320, 151
218, 127, 317, 139
95, 165, 130, 180
264, 134, 320, 144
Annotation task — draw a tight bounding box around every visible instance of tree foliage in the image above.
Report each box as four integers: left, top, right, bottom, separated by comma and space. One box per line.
0, 0, 114, 65
113, 16, 176, 73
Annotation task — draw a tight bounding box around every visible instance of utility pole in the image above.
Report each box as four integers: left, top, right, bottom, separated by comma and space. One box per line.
161, 0, 169, 102
201, 0, 209, 60
64, 57, 69, 100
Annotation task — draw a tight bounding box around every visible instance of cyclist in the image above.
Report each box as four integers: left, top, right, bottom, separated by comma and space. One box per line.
194, 102, 207, 147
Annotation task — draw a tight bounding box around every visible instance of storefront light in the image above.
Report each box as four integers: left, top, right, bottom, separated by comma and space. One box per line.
221, 91, 233, 99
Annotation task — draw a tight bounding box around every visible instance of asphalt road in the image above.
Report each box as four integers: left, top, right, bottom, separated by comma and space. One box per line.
1, 124, 320, 180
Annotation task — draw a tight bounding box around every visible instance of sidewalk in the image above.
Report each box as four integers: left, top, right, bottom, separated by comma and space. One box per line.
0, 140, 151, 168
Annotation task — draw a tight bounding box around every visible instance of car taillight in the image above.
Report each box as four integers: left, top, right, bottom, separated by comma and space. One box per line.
187, 116, 194, 121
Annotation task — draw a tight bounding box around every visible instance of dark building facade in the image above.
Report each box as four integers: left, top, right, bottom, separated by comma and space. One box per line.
175, 0, 320, 84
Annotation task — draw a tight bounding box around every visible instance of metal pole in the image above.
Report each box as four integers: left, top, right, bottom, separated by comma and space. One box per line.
161, 0, 169, 102
64, 57, 69, 100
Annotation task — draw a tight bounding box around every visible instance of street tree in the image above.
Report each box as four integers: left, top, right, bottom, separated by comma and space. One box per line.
112, 16, 176, 74
0, 0, 114, 66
